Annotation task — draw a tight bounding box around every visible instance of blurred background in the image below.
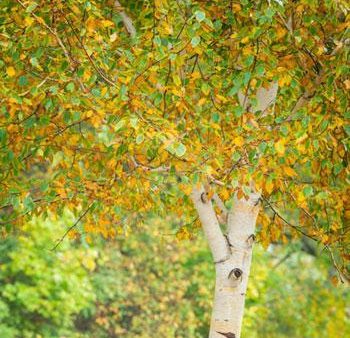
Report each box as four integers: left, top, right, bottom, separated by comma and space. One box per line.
0, 213, 349, 338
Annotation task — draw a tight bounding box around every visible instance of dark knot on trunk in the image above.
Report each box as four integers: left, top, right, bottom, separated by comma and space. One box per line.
246, 234, 256, 247
217, 332, 236, 338
200, 192, 208, 203
228, 268, 243, 280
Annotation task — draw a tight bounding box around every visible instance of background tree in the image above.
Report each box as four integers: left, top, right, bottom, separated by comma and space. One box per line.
1, 215, 349, 337
0, 1, 349, 337
0, 214, 95, 338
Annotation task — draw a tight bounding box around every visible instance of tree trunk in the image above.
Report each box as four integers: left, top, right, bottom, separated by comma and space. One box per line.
210, 196, 259, 338
191, 83, 277, 337
191, 189, 260, 338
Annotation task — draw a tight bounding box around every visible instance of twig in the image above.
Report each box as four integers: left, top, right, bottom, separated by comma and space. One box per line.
272, 251, 293, 269
63, 15, 116, 87
19, 76, 49, 96
212, 193, 228, 224
51, 204, 93, 251
130, 156, 170, 173
15, 0, 86, 92
261, 195, 316, 241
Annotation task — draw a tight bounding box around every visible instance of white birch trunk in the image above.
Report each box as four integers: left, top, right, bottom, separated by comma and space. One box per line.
192, 83, 277, 337
192, 189, 259, 338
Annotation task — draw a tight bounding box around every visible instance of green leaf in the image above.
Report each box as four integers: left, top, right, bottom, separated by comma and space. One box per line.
175, 143, 186, 157
191, 36, 201, 47
30, 57, 39, 68
303, 186, 313, 197
195, 10, 206, 22
212, 113, 220, 123
18, 76, 28, 86
233, 106, 244, 117
136, 134, 144, 144
232, 151, 241, 161
26, 2, 38, 12
66, 82, 75, 92
115, 120, 125, 132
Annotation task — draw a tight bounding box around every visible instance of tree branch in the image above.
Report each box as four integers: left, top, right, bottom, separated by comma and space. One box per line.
16, 0, 86, 92
191, 186, 230, 263
51, 204, 93, 251
212, 193, 228, 224
238, 81, 278, 114
114, 1, 136, 38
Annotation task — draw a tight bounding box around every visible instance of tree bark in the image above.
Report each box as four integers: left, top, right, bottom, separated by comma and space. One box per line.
192, 83, 277, 337
191, 189, 260, 338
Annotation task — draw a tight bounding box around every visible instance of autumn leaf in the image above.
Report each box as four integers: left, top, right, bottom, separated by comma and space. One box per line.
6, 66, 16, 77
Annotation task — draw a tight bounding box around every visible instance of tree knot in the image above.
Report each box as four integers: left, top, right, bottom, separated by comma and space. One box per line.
216, 332, 236, 338
228, 268, 243, 280
200, 192, 209, 203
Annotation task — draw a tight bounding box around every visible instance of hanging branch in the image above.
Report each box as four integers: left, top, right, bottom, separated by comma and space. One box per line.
51, 203, 93, 251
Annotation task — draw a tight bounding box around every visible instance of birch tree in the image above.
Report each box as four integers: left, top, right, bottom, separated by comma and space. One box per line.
0, 1, 349, 337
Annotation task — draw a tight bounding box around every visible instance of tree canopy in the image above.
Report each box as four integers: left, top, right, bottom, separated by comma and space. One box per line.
0, 1, 349, 278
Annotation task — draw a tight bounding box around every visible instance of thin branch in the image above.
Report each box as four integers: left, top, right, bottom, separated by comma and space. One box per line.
272, 251, 293, 269
261, 195, 316, 241
286, 38, 349, 122
51, 203, 93, 251
212, 193, 228, 224
19, 76, 49, 96
15, 0, 86, 92
324, 245, 349, 284
262, 195, 348, 282
130, 156, 170, 173
63, 15, 116, 87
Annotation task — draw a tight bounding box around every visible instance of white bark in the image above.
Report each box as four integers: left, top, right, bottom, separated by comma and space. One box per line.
114, 1, 136, 38
191, 188, 260, 338
211, 195, 259, 338
192, 82, 278, 337
190, 78, 278, 337
191, 187, 230, 263
238, 82, 278, 114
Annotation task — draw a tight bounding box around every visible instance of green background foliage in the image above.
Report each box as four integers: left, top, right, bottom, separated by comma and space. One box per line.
1, 216, 349, 337
0, 216, 95, 338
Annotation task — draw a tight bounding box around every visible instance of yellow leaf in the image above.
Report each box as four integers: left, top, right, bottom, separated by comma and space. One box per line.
172, 74, 181, 87
345, 79, 350, 90
274, 139, 285, 156
180, 184, 192, 196
102, 20, 114, 28
276, 27, 287, 39
6, 66, 16, 77
24, 16, 34, 26
284, 166, 297, 177
265, 180, 274, 194
110, 32, 117, 42
295, 134, 308, 144
233, 136, 244, 147
206, 190, 214, 201
197, 97, 207, 106
232, 4, 241, 12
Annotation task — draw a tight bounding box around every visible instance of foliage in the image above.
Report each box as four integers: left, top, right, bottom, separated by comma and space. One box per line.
0, 0, 349, 282
77, 221, 350, 338
0, 215, 348, 337
244, 245, 350, 338
77, 220, 214, 337
0, 215, 96, 338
